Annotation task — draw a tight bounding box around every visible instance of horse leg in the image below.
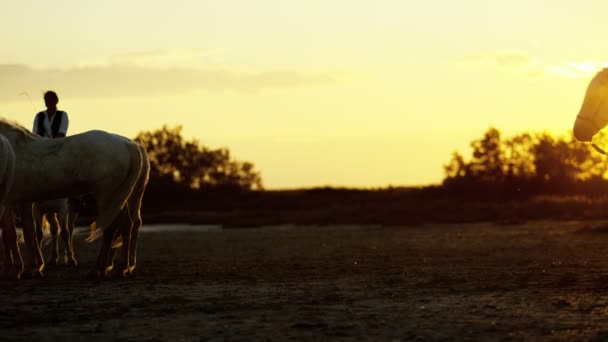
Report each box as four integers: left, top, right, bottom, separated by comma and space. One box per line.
18, 202, 44, 275
104, 207, 132, 277
48, 212, 60, 266
127, 204, 142, 276
95, 218, 119, 278
1, 208, 22, 279
117, 207, 132, 277
61, 206, 77, 267
32, 203, 45, 252
126, 157, 149, 276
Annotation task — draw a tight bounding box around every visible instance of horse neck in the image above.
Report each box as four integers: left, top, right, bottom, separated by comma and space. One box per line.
0, 128, 39, 147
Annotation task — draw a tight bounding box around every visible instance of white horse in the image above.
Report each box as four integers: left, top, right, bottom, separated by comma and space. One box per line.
34, 198, 77, 267
574, 68, 608, 142
0, 134, 15, 214
0, 119, 149, 277
0, 134, 19, 277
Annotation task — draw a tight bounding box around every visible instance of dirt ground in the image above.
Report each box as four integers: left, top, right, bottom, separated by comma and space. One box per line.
3, 221, 608, 340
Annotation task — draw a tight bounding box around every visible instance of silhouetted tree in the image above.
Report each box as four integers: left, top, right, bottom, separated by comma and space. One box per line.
444, 152, 468, 179
135, 125, 263, 190
532, 133, 576, 184
503, 133, 535, 179
443, 127, 608, 197
468, 127, 506, 181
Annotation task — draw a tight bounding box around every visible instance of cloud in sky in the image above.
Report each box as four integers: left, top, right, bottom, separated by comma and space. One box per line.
457, 51, 608, 79
108, 48, 212, 68
495, 53, 531, 68
457, 51, 543, 76
0, 62, 334, 102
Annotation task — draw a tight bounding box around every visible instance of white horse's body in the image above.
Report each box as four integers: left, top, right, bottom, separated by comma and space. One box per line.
7, 129, 141, 225
0, 119, 149, 276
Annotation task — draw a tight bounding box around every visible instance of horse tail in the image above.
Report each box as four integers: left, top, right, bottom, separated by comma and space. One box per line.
40, 214, 53, 247
41, 214, 50, 233
87, 141, 143, 242
129, 144, 150, 220
111, 235, 123, 248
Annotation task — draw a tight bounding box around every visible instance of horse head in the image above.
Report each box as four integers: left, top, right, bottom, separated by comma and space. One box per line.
574, 68, 608, 142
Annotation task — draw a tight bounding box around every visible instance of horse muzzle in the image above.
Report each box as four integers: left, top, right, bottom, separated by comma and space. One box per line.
573, 115, 598, 142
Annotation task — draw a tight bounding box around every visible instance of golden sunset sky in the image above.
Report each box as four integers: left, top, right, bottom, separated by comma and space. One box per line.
1, 1, 607, 188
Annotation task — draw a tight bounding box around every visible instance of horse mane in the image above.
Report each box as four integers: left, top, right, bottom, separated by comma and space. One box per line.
0, 118, 39, 143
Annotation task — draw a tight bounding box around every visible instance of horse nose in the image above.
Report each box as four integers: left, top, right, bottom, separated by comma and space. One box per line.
573, 117, 595, 142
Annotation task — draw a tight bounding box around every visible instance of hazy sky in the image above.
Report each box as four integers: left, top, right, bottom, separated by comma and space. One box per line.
1, 0, 607, 188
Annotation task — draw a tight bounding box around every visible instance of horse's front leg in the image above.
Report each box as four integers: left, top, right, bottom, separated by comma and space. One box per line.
18, 202, 44, 276
1, 208, 22, 279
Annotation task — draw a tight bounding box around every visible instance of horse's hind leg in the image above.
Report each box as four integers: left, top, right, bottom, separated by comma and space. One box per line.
118, 208, 132, 277
127, 157, 148, 276
127, 204, 142, 275
1, 209, 22, 279
104, 207, 132, 277
48, 212, 60, 266
62, 206, 77, 267
33, 203, 44, 251
95, 218, 120, 278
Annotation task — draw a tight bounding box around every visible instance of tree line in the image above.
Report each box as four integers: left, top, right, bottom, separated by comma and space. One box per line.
134, 124, 608, 213
117, 124, 608, 225
442, 127, 608, 199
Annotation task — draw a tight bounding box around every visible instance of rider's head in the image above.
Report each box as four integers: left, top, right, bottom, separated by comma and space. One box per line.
43, 91, 59, 111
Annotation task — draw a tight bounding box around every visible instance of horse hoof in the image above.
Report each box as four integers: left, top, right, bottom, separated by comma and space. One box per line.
3, 268, 22, 280
20, 270, 40, 279
120, 268, 130, 278
30, 269, 43, 278
67, 259, 78, 268
87, 270, 108, 281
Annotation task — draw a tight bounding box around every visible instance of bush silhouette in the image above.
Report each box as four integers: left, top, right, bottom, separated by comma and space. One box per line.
135, 125, 263, 191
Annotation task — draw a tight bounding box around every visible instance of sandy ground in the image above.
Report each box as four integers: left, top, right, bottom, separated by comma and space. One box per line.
2, 221, 608, 340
